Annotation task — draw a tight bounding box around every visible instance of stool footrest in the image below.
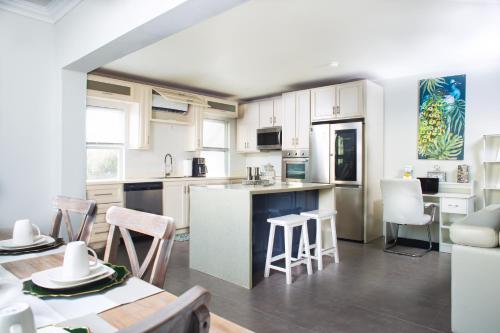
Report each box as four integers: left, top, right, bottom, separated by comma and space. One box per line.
269, 265, 286, 273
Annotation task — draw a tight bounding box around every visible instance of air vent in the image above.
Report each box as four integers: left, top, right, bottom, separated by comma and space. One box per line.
87, 80, 131, 96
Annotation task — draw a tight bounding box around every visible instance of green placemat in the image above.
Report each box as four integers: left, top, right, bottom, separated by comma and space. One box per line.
23, 263, 130, 299
64, 327, 90, 333
0, 238, 64, 256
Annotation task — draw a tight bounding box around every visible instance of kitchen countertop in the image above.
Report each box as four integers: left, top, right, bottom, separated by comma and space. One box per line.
87, 176, 245, 186
190, 182, 333, 194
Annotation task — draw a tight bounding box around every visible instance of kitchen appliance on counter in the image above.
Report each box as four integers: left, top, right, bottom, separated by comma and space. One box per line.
257, 127, 282, 150
282, 149, 310, 183
182, 159, 193, 177
192, 157, 207, 177
310, 121, 364, 241
261, 163, 276, 185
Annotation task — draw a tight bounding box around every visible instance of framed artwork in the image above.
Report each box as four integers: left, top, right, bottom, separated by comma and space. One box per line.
417, 74, 466, 160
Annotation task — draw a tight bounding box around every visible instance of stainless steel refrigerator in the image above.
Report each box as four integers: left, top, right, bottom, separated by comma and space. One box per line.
310, 121, 364, 241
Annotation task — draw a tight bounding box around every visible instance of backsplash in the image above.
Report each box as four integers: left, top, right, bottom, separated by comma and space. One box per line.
245, 151, 282, 177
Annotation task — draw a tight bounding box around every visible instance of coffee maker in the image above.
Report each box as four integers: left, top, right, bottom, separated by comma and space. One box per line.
192, 157, 207, 177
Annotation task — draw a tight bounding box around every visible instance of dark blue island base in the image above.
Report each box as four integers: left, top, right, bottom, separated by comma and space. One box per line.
252, 190, 319, 286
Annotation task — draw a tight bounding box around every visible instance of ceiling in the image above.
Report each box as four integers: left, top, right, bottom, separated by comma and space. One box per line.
100, 0, 500, 101
0, 0, 81, 23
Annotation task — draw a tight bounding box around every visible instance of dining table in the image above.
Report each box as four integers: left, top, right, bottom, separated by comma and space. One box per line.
0, 247, 252, 333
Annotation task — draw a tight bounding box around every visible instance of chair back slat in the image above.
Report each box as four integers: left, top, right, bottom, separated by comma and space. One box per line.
104, 206, 176, 288
117, 286, 210, 333
380, 179, 426, 225
51, 196, 97, 244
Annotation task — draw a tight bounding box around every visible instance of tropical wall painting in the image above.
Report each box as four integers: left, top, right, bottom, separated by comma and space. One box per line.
417, 74, 466, 160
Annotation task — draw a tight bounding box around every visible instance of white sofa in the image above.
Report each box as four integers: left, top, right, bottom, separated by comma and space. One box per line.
450, 205, 500, 333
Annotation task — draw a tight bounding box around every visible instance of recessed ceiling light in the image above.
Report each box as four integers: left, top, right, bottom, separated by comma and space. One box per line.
329, 61, 340, 67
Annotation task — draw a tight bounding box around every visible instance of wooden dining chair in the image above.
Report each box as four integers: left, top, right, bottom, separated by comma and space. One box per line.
104, 206, 176, 288
117, 285, 211, 333
50, 196, 97, 244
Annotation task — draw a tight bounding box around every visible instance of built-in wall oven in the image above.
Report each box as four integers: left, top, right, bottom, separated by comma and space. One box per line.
281, 149, 310, 182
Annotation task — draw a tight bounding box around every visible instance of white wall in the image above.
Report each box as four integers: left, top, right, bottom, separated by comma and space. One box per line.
0, 10, 58, 233
125, 123, 195, 178
380, 64, 500, 241
245, 151, 282, 177
126, 119, 246, 178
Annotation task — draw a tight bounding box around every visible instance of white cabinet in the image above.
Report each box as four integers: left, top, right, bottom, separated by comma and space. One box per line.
237, 103, 259, 152
337, 81, 364, 119
128, 84, 151, 149
186, 105, 204, 151
282, 90, 310, 150
311, 81, 364, 122
258, 97, 282, 128
259, 99, 274, 128
311, 85, 336, 121
86, 184, 124, 250
163, 181, 189, 229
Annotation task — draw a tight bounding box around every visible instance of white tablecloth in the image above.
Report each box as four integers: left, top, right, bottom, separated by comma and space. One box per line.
1, 261, 163, 329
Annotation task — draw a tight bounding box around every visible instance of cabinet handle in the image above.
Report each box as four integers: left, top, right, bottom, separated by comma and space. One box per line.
94, 193, 113, 196
273, 116, 276, 123
269, 117, 273, 124
337, 106, 341, 114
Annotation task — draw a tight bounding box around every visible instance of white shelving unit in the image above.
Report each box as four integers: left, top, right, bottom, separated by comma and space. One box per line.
482, 135, 500, 206
423, 182, 475, 253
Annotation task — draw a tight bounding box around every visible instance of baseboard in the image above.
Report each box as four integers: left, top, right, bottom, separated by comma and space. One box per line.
396, 237, 439, 251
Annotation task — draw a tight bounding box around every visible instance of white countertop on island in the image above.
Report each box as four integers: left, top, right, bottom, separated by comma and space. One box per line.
86, 176, 245, 186
190, 182, 334, 194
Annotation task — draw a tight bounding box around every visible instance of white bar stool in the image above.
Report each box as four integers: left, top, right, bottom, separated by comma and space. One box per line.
298, 209, 339, 270
264, 214, 313, 284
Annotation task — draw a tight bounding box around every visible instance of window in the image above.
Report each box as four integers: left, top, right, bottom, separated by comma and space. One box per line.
86, 104, 125, 180
200, 119, 228, 177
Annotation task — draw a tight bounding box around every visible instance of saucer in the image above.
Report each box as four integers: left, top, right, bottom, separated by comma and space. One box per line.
49, 263, 111, 284
0, 235, 54, 250
32, 264, 115, 290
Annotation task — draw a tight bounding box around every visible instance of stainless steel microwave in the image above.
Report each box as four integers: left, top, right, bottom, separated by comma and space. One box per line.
257, 127, 282, 150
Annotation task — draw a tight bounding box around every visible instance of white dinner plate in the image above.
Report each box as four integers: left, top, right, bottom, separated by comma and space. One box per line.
0, 235, 54, 250
49, 263, 111, 284
32, 263, 115, 290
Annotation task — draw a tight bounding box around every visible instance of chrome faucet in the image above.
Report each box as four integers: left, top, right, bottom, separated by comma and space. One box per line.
164, 153, 173, 177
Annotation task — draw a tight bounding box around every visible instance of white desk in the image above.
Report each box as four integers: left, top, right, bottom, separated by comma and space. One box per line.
423, 182, 475, 253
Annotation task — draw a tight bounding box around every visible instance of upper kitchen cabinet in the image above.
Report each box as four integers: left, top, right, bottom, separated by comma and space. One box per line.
311, 80, 364, 122
205, 96, 238, 118
282, 90, 310, 150
87, 75, 136, 102
258, 97, 282, 128
128, 84, 151, 149
237, 103, 259, 152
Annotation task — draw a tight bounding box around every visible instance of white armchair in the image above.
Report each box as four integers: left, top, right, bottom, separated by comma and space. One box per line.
380, 179, 438, 257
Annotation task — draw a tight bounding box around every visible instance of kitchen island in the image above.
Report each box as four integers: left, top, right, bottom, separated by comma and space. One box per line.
189, 182, 335, 288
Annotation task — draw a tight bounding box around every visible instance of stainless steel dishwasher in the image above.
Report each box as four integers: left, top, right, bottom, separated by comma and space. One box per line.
124, 182, 163, 215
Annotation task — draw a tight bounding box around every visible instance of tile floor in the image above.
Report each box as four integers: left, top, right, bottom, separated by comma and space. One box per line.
123, 239, 451, 333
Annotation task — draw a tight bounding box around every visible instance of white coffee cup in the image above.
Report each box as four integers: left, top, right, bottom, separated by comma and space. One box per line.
0, 302, 36, 333
12, 220, 41, 246
63, 241, 99, 280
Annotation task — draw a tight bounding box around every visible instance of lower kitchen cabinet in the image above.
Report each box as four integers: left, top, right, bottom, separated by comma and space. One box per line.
163, 181, 189, 230
86, 184, 124, 251
163, 179, 232, 230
